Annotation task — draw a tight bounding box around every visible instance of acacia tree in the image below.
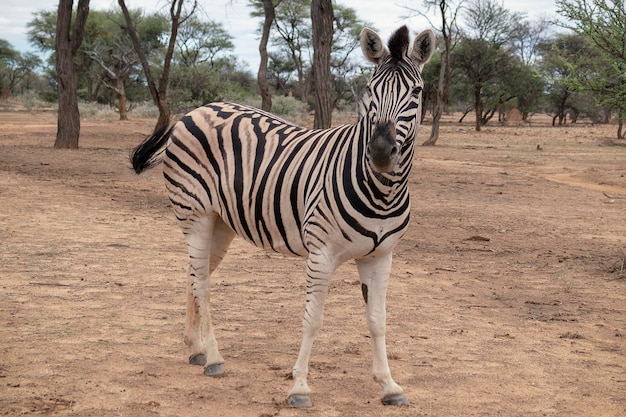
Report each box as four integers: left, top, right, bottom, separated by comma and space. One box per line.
311, 0, 333, 128
266, 51, 294, 95
55, 0, 90, 149
83, 9, 153, 119
512, 17, 551, 66
272, 0, 310, 101
176, 17, 234, 67
556, 0, 626, 138
537, 34, 591, 125
328, 5, 373, 111
29, 8, 103, 102
86, 39, 138, 120
407, 0, 463, 145
0, 40, 42, 98
455, 0, 524, 131
118, 0, 196, 131
251, 0, 280, 111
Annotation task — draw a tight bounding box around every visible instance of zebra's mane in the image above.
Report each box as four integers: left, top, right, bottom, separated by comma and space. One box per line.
388, 25, 409, 64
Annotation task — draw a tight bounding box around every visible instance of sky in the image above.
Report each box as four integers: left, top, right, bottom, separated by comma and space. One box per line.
1, 0, 558, 70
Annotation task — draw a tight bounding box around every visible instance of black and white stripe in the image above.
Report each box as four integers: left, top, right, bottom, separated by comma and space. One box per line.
131, 25, 435, 408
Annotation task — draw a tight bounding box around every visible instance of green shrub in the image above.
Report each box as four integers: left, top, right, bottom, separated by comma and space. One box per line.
78, 102, 117, 120
131, 102, 159, 118
18, 91, 49, 113
240, 95, 310, 125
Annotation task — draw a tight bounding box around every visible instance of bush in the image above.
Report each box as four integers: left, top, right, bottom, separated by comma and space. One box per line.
18, 91, 49, 113
241, 95, 310, 125
131, 102, 159, 118
78, 102, 117, 120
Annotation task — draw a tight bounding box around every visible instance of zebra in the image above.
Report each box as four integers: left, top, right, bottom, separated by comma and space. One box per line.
130, 25, 435, 408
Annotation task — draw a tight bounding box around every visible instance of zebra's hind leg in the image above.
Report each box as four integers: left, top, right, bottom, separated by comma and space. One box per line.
182, 215, 235, 376
356, 253, 409, 406
287, 252, 336, 408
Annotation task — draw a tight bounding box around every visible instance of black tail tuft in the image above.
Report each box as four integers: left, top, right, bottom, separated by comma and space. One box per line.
130, 123, 174, 174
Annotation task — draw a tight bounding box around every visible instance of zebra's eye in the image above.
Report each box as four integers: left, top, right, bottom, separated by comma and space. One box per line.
412, 86, 423, 98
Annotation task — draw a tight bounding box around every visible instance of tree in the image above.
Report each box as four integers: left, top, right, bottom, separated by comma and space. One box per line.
512, 66, 545, 120
86, 39, 138, 120
511, 17, 551, 66
81, 9, 158, 119
0, 40, 42, 98
250, 0, 370, 114
176, 16, 234, 67
250, 0, 280, 111
452, 38, 505, 129
311, 0, 333, 128
556, 0, 626, 138
55, 0, 90, 149
328, 5, 373, 111
267, 50, 295, 95
537, 33, 601, 125
405, 0, 464, 145
29, 8, 99, 102
454, 0, 524, 131
118, 0, 195, 131
271, 0, 310, 102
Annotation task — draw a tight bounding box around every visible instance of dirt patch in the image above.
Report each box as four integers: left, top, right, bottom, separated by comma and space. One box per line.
1, 111, 625, 416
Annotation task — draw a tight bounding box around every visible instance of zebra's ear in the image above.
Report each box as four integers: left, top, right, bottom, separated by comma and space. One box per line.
360, 28, 388, 65
411, 29, 436, 69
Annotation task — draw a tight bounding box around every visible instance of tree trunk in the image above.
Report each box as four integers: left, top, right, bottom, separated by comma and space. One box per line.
311, 0, 333, 129
421, 91, 430, 123
296, 60, 307, 103
55, 36, 81, 148
474, 84, 482, 132
117, 77, 128, 121
482, 106, 497, 125
54, 0, 90, 149
458, 107, 471, 123
424, 102, 442, 146
155, 97, 170, 130
258, 0, 276, 112
423, 5, 454, 146
86, 74, 96, 102
118, 0, 191, 133
423, 71, 445, 145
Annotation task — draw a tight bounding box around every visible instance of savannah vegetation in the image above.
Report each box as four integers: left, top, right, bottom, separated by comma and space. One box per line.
0, 0, 625, 147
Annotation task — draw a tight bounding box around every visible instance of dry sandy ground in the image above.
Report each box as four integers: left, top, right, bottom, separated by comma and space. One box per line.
1, 111, 625, 417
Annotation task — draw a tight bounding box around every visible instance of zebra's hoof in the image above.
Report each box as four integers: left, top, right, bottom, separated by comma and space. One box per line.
381, 394, 409, 406
286, 394, 313, 408
189, 354, 206, 366
203, 362, 225, 377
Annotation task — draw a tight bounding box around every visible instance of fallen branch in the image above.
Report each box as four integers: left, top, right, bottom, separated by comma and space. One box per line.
603, 191, 626, 199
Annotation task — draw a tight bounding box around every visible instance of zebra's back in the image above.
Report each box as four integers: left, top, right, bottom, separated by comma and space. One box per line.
163, 102, 350, 257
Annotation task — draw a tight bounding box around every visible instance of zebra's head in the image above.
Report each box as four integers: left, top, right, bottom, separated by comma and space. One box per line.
359, 26, 436, 174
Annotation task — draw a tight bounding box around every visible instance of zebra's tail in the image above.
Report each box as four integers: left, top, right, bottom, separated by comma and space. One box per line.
130, 122, 174, 174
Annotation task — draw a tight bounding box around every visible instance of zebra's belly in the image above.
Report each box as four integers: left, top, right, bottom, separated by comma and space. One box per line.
224, 207, 408, 263
232, 223, 310, 258
301, 212, 410, 263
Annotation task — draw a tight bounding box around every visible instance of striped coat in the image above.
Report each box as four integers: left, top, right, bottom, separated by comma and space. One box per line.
131, 25, 435, 408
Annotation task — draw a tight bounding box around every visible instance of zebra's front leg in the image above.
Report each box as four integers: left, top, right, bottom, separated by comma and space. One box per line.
287, 253, 335, 408
356, 253, 409, 406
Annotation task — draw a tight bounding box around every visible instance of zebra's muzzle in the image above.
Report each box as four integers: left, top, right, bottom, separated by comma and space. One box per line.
367, 122, 399, 173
